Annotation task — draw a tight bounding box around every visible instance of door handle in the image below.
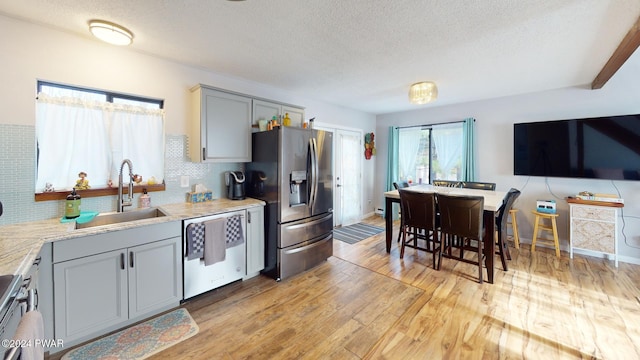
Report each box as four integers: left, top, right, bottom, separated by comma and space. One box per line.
120, 253, 125, 270
130, 251, 134, 268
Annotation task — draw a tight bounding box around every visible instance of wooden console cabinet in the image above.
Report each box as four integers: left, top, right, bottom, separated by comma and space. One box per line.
568, 202, 621, 267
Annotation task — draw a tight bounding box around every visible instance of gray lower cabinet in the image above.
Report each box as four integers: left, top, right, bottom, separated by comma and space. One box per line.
128, 239, 182, 318
52, 221, 182, 348
246, 206, 265, 277
54, 249, 128, 342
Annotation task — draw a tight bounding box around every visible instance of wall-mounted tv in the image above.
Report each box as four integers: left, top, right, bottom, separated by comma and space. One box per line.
514, 114, 640, 180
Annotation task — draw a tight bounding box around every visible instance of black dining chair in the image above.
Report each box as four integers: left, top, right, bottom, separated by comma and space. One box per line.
432, 179, 461, 188
437, 193, 485, 283
393, 181, 411, 242
461, 181, 496, 191
398, 189, 441, 269
494, 188, 521, 271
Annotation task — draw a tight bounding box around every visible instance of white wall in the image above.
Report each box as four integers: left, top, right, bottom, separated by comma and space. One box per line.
0, 15, 376, 222
376, 56, 640, 264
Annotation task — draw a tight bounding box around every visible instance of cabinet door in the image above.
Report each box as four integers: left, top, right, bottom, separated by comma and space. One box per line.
246, 206, 265, 277
128, 237, 182, 319
253, 99, 281, 125
201, 88, 252, 162
282, 105, 305, 128
54, 250, 128, 343
571, 218, 616, 254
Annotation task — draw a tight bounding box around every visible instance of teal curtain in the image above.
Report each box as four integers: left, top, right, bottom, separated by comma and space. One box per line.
385, 126, 400, 219
461, 117, 476, 181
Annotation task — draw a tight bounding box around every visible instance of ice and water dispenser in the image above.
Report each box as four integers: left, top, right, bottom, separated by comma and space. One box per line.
289, 170, 307, 206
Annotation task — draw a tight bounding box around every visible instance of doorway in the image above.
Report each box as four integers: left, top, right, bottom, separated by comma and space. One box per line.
334, 129, 362, 227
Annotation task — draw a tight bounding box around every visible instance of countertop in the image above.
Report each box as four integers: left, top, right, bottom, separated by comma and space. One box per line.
0, 198, 265, 277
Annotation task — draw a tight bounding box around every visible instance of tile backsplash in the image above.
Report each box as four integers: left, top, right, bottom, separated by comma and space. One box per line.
0, 125, 242, 226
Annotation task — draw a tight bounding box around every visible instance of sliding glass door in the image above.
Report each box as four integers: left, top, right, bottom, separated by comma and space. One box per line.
397, 122, 463, 184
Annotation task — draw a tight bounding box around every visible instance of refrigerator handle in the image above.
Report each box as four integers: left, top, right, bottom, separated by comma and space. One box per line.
313, 137, 320, 208
309, 137, 318, 209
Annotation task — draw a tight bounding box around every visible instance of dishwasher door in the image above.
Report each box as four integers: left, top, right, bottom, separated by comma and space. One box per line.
183, 210, 246, 299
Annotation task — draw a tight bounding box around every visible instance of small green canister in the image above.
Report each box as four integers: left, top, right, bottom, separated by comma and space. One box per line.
65, 188, 81, 219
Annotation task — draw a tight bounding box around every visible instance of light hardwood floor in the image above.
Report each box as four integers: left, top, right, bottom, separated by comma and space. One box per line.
56, 215, 640, 359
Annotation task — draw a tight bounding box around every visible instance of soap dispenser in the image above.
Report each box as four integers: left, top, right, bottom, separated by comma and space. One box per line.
65, 188, 81, 219
140, 188, 151, 208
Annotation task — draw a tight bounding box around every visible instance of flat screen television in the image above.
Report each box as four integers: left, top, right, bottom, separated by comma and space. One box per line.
514, 114, 640, 180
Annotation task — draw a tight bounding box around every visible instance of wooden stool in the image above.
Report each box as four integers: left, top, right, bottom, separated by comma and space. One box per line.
531, 211, 560, 257
507, 209, 520, 249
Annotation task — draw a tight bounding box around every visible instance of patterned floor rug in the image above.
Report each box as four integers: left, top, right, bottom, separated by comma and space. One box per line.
61, 308, 198, 360
334, 223, 384, 244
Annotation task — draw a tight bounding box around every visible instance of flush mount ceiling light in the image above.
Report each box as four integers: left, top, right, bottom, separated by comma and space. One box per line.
409, 81, 438, 104
88, 20, 133, 46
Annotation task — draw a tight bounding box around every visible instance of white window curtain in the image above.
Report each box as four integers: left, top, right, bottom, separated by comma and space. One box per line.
398, 127, 423, 181
36, 93, 164, 191
432, 123, 463, 180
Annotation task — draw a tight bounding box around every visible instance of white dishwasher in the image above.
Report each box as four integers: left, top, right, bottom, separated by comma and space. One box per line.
183, 209, 246, 299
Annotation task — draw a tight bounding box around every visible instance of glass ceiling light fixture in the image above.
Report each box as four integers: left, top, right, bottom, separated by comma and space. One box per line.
409, 81, 438, 104
88, 20, 134, 46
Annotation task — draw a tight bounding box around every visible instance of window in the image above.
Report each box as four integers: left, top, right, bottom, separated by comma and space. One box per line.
398, 122, 463, 183
35, 82, 165, 196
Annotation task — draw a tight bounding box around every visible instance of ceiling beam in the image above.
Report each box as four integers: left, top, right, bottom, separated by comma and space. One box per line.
592, 16, 640, 89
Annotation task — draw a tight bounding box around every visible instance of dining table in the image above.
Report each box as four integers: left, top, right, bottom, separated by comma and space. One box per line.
384, 184, 506, 284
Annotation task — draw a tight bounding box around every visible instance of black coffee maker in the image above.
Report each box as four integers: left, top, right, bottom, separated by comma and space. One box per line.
225, 171, 246, 200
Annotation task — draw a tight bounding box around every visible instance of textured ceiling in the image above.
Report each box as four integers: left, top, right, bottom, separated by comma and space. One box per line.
1, 0, 639, 114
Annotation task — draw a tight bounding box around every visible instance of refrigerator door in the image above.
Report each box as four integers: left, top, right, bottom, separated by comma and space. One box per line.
280, 127, 312, 223
310, 129, 333, 216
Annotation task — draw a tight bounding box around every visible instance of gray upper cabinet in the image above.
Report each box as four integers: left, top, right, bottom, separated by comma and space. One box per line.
253, 99, 305, 129
190, 85, 253, 162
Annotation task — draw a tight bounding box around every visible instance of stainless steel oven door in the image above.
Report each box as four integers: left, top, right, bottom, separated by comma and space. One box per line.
0, 275, 23, 360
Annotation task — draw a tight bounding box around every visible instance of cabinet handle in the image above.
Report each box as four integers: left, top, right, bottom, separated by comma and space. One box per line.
202, 148, 206, 161
130, 251, 134, 268
248, 211, 251, 223
120, 253, 125, 270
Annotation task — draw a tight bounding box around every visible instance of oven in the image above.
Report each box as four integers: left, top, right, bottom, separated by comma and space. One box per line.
1, 257, 41, 360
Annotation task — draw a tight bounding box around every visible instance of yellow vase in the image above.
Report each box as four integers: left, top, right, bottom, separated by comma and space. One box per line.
283, 113, 291, 127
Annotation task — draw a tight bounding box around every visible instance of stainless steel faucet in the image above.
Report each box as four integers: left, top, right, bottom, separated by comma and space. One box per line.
118, 159, 134, 212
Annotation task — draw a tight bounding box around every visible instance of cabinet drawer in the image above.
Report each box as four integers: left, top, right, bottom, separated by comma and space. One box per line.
571, 205, 615, 222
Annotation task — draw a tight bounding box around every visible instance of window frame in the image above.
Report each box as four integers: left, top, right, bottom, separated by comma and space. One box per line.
34, 81, 166, 202
37, 81, 164, 109
397, 121, 464, 184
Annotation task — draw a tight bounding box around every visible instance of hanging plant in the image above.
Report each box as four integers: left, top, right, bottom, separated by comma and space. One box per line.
364, 132, 376, 160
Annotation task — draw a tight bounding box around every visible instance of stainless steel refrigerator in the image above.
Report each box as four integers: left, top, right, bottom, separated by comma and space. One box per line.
246, 127, 333, 281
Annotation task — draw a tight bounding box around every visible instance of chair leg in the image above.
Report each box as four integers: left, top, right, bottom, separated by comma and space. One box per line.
510, 210, 520, 249
496, 230, 508, 271
501, 227, 512, 260
400, 227, 407, 259
431, 230, 439, 270
551, 217, 560, 257
478, 236, 484, 284
397, 223, 403, 242
531, 215, 540, 252
439, 232, 446, 270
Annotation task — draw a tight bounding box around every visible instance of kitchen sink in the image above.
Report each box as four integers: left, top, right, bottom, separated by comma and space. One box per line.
75, 208, 168, 229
